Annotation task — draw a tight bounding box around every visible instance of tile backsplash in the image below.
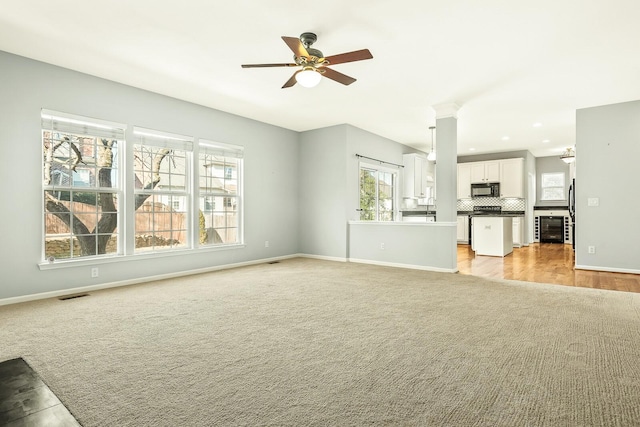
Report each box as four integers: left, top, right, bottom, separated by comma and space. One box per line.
457, 197, 525, 212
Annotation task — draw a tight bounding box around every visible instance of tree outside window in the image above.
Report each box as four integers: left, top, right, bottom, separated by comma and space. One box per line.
42, 113, 125, 259
359, 166, 396, 221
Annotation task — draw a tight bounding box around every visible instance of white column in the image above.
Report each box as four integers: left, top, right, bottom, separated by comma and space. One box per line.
433, 103, 460, 223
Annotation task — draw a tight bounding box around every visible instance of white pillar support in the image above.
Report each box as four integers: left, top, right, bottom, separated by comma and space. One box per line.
433, 103, 460, 223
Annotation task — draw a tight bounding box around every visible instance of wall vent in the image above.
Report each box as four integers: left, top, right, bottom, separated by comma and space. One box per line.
58, 293, 90, 301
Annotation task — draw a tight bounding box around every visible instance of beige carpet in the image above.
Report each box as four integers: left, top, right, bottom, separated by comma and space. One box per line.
1, 258, 640, 426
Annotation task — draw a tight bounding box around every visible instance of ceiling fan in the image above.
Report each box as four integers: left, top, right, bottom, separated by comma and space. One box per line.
241, 32, 373, 88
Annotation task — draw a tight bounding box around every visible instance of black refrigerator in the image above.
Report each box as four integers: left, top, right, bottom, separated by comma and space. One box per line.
568, 178, 576, 250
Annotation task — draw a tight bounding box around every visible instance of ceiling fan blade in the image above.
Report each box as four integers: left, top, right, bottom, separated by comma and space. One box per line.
241, 63, 297, 68
282, 71, 300, 88
323, 49, 373, 66
282, 36, 309, 58
321, 67, 357, 85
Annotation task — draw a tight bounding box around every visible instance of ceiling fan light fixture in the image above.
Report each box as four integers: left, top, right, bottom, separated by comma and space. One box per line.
295, 68, 321, 88
560, 147, 575, 163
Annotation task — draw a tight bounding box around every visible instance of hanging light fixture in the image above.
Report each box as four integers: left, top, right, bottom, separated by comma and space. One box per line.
427, 126, 436, 161
560, 147, 575, 163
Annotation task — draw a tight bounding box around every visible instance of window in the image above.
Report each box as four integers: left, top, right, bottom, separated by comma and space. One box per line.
541, 172, 566, 201
359, 164, 397, 221
133, 128, 192, 252
41, 112, 245, 265
198, 140, 243, 246
42, 110, 124, 260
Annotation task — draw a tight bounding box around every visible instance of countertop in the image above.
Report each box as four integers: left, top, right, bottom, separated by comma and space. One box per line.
401, 209, 436, 215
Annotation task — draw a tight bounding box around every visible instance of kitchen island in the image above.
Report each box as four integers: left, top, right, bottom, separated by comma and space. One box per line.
472, 216, 513, 257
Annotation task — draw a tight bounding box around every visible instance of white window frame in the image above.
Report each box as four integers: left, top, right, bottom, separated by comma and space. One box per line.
197, 140, 244, 247
541, 172, 566, 201
132, 127, 193, 253
41, 110, 125, 262
358, 161, 398, 221
39, 113, 247, 269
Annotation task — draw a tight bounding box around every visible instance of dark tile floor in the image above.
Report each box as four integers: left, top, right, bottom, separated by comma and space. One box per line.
0, 358, 81, 426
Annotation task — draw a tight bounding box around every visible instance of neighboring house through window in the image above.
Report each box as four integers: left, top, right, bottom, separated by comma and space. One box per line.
132, 127, 192, 252
198, 140, 243, 246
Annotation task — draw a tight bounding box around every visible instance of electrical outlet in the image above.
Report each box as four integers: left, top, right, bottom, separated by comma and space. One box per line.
380, 243, 385, 250
587, 198, 599, 207
91, 267, 99, 278
588, 246, 596, 254
265, 240, 269, 248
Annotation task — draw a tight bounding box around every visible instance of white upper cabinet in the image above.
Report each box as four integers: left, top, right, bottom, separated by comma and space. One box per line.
403, 153, 432, 198
499, 158, 524, 198
470, 161, 500, 183
457, 163, 472, 199
457, 158, 524, 200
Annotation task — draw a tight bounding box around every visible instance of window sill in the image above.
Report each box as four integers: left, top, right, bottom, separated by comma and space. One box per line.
38, 243, 246, 270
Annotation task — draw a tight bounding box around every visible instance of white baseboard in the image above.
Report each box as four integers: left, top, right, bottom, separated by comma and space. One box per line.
348, 257, 458, 273
296, 253, 348, 263
0, 254, 299, 307
575, 265, 640, 275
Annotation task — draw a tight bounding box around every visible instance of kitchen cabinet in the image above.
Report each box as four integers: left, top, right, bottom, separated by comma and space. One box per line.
457, 163, 472, 199
403, 153, 433, 199
512, 217, 523, 247
470, 161, 500, 183
500, 158, 524, 198
457, 215, 469, 243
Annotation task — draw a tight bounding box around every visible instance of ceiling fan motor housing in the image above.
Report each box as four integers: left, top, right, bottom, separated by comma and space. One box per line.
299, 32, 324, 59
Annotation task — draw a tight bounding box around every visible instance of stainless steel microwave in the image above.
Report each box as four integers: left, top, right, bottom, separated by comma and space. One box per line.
471, 182, 500, 198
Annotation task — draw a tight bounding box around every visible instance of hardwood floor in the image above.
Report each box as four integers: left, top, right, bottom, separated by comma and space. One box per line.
457, 243, 640, 293
0, 358, 80, 426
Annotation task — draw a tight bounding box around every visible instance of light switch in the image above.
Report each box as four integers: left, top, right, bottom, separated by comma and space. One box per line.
587, 197, 599, 207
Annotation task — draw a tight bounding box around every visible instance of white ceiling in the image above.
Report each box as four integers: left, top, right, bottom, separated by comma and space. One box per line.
1, 0, 639, 157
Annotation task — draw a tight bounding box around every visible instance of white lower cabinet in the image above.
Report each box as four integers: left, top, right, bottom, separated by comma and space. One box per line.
457, 215, 469, 243
512, 217, 523, 247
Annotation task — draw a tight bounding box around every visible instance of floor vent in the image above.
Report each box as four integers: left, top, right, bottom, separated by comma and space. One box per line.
267, 261, 280, 264
58, 293, 90, 301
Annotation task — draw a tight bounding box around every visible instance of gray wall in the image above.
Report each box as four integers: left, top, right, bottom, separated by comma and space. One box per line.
0, 51, 300, 300
298, 125, 349, 259
535, 156, 571, 207
575, 100, 640, 273
298, 124, 416, 259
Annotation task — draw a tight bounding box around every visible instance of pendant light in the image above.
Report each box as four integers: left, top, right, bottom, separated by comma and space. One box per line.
427, 126, 436, 161
560, 147, 575, 163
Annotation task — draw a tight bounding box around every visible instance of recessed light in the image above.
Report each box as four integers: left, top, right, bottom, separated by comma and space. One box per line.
542, 139, 550, 143
501, 136, 510, 141
469, 148, 476, 151
533, 122, 542, 127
